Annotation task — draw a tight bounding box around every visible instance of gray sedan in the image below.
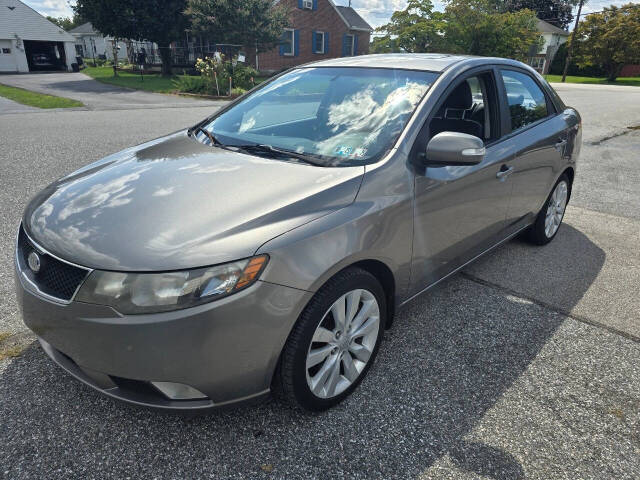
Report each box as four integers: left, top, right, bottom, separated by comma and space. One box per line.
15, 54, 580, 411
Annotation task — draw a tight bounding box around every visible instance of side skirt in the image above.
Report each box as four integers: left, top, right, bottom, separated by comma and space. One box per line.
399, 223, 532, 308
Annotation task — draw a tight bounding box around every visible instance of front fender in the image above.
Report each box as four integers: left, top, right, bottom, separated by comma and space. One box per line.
255, 196, 413, 305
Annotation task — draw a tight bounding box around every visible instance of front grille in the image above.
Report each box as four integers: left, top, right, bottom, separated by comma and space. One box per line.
17, 226, 89, 301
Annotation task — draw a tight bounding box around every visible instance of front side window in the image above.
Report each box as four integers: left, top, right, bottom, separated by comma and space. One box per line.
280, 29, 294, 56
429, 74, 496, 142
500, 70, 549, 131
199, 67, 439, 166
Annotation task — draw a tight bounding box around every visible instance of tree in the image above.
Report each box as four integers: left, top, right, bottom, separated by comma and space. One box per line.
371, 0, 447, 53
74, 0, 189, 76
571, 4, 640, 81
372, 0, 542, 60
444, 0, 543, 60
186, 0, 289, 53
46, 14, 86, 31
499, 0, 577, 29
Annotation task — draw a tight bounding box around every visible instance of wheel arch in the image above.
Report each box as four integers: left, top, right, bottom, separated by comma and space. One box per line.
561, 166, 575, 201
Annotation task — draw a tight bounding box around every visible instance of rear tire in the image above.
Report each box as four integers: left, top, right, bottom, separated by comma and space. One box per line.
526, 174, 570, 245
273, 267, 386, 411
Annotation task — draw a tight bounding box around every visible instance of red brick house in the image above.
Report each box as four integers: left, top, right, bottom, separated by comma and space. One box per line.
253, 0, 372, 73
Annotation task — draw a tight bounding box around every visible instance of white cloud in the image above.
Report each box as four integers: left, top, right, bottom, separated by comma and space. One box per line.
23, 0, 74, 18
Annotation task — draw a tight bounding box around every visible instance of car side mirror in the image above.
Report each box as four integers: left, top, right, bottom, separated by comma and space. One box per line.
423, 132, 485, 167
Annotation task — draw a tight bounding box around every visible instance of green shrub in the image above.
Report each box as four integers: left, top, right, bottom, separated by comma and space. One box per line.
232, 65, 260, 90
549, 43, 606, 77
172, 75, 210, 94
231, 87, 247, 97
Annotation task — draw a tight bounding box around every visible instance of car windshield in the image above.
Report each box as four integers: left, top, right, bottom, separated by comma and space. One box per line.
197, 67, 439, 166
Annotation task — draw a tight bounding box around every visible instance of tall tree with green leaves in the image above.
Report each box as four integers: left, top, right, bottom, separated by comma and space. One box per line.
499, 0, 577, 29
186, 0, 289, 53
74, 0, 189, 76
46, 14, 87, 31
372, 0, 542, 60
571, 3, 640, 81
444, 0, 543, 60
371, 0, 447, 53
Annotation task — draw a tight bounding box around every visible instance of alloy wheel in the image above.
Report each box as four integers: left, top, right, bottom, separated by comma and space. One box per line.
544, 180, 568, 238
305, 289, 380, 399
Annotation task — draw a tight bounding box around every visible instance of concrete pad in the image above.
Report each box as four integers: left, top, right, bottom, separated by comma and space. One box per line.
464, 205, 640, 340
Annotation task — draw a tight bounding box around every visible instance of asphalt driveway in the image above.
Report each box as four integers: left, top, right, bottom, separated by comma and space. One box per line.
0, 72, 220, 111
0, 83, 639, 479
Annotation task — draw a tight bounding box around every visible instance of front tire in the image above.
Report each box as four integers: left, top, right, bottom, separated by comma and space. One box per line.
526, 174, 570, 245
274, 268, 386, 411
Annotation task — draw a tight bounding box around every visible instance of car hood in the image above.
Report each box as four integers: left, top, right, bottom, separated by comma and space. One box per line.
24, 131, 364, 271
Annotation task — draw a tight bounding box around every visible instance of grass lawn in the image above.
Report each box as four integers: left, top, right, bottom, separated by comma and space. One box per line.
83, 66, 178, 93
545, 75, 640, 87
0, 83, 84, 108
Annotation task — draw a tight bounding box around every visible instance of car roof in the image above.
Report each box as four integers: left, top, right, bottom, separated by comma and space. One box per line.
302, 53, 524, 73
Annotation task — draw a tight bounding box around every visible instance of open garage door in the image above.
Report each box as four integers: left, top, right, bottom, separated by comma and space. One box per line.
24, 40, 67, 71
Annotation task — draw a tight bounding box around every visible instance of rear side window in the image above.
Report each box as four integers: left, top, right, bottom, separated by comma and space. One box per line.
500, 70, 549, 131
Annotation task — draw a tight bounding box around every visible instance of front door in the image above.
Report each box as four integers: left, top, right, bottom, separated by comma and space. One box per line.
409, 71, 516, 297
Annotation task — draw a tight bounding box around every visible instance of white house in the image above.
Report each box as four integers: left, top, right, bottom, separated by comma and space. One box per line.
69, 22, 128, 62
69, 22, 159, 65
529, 19, 570, 74
0, 0, 77, 72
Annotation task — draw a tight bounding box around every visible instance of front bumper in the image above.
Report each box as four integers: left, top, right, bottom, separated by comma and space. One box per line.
16, 263, 312, 411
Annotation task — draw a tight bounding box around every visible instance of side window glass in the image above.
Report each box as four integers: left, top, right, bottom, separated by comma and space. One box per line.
500, 70, 549, 131
428, 76, 489, 142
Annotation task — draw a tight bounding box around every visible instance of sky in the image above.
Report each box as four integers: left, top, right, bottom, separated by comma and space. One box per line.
22, 0, 640, 30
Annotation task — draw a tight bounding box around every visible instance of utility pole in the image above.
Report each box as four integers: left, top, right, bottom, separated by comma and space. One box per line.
562, 0, 584, 82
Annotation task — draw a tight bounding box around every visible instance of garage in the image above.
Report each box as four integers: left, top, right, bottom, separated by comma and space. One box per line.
23, 40, 68, 71
0, 0, 76, 73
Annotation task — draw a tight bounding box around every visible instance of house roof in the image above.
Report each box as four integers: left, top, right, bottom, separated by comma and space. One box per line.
0, 0, 75, 42
68, 22, 98, 35
537, 19, 569, 36
273, 0, 372, 32
335, 6, 373, 32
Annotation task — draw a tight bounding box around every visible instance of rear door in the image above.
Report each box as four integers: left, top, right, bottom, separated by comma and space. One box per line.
497, 69, 568, 230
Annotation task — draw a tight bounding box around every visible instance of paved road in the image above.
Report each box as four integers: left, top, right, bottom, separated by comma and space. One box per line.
0, 72, 221, 111
0, 83, 639, 479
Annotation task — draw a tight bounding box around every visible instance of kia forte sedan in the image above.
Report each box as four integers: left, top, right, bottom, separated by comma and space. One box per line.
15, 54, 581, 411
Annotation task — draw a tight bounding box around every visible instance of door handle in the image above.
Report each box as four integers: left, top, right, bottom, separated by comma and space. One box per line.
496, 165, 514, 180
554, 138, 567, 152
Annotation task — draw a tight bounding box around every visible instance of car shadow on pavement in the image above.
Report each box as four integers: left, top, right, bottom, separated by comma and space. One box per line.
44, 80, 134, 94
0, 224, 605, 479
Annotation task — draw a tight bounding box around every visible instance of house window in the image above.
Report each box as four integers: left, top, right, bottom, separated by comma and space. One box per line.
302, 0, 313, 9
343, 34, 355, 57
75, 45, 84, 57
314, 32, 325, 54
529, 57, 545, 71
281, 29, 294, 56
2, 48, 10, 54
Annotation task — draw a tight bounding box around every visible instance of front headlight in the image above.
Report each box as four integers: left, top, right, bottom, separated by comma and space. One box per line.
75, 255, 268, 314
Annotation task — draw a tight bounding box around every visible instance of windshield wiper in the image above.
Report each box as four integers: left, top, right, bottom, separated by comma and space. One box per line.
233, 144, 326, 167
